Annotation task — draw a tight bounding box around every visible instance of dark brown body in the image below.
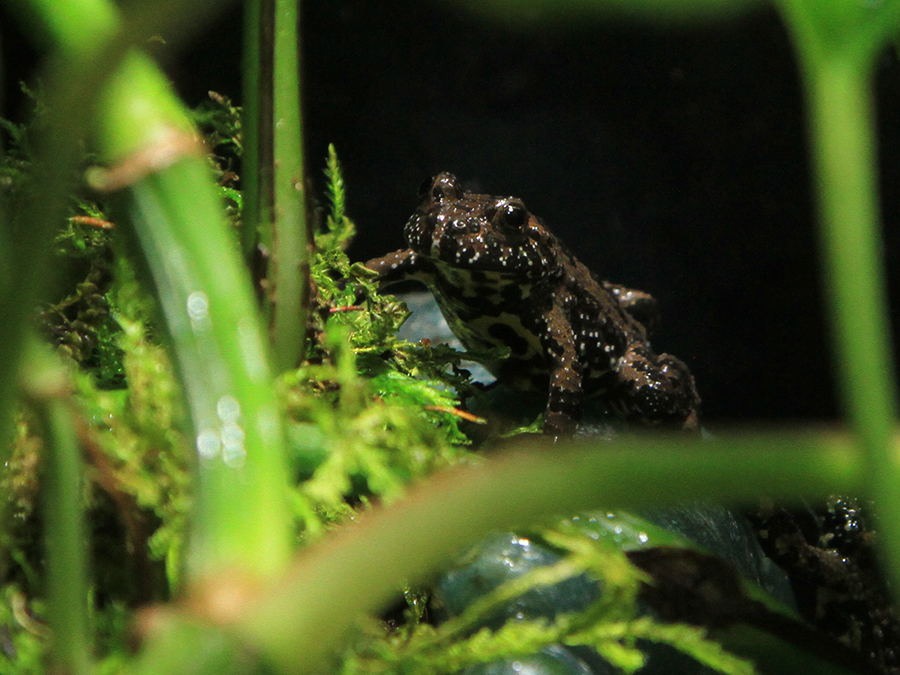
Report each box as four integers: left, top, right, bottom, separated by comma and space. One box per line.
366, 173, 699, 435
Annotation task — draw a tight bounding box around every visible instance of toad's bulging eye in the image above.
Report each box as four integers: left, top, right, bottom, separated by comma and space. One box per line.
429, 173, 463, 203
492, 199, 528, 234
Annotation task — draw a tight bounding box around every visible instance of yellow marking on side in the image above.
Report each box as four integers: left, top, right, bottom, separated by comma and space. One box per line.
454, 312, 545, 361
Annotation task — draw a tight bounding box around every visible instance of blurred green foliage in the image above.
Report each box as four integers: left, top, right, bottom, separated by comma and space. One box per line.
2, 0, 900, 673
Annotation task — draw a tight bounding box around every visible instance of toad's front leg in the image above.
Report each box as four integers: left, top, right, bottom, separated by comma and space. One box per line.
364, 249, 431, 285
539, 306, 584, 436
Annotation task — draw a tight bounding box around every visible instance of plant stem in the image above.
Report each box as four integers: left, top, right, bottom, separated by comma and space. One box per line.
124, 152, 293, 582
805, 55, 900, 580
25, 344, 91, 675
245, 0, 308, 371
98, 51, 295, 582
89, 11, 292, 585
269, 0, 308, 371
807, 60, 896, 444
42, 398, 91, 675
240, 0, 265, 258
237, 431, 867, 675
777, 0, 900, 586
0, 0, 122, 474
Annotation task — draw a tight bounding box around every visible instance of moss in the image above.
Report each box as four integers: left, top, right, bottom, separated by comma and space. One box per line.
0, 116, 484, 668
280, 146, 481, 537
189, 91, 243, 230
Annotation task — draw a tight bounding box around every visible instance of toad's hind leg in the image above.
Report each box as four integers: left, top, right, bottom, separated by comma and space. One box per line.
610, 347, 700, 430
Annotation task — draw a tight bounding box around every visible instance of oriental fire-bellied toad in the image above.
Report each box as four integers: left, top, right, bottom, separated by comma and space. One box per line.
365, 173, 700, 435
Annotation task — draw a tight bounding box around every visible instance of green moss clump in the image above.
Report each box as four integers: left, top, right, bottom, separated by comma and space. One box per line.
1, 131, 484, 669
0, 97, 488, 668
282, 146, 481, 537
189, 91, 243, 229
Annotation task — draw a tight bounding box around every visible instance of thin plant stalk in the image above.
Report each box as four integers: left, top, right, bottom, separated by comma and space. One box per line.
240, 0, 265, 257
243, 0, 308, 371
24, 343, 91, 675
0, 0, 122, 475
236, 431, 867, 674
126, 430, 868, 675
777, 0, 900, 585
806, 59, 900, 553
41, 396, 91, 675
269, 0, 308, 372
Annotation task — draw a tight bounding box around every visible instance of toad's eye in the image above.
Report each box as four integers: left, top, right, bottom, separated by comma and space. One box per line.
427, 173, 463, 203
491, 199, 528, 234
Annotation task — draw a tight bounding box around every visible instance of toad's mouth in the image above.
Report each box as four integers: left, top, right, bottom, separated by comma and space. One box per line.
425, 232, 545, 275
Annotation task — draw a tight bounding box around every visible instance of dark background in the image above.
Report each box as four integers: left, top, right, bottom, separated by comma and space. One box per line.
3, 0, 899, 424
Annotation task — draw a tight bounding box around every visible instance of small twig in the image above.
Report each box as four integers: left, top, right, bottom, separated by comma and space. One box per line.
11, 590, 50, 639
85, 127, 204, 193
68, 216, 115, 230
422, 405, 486, 424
